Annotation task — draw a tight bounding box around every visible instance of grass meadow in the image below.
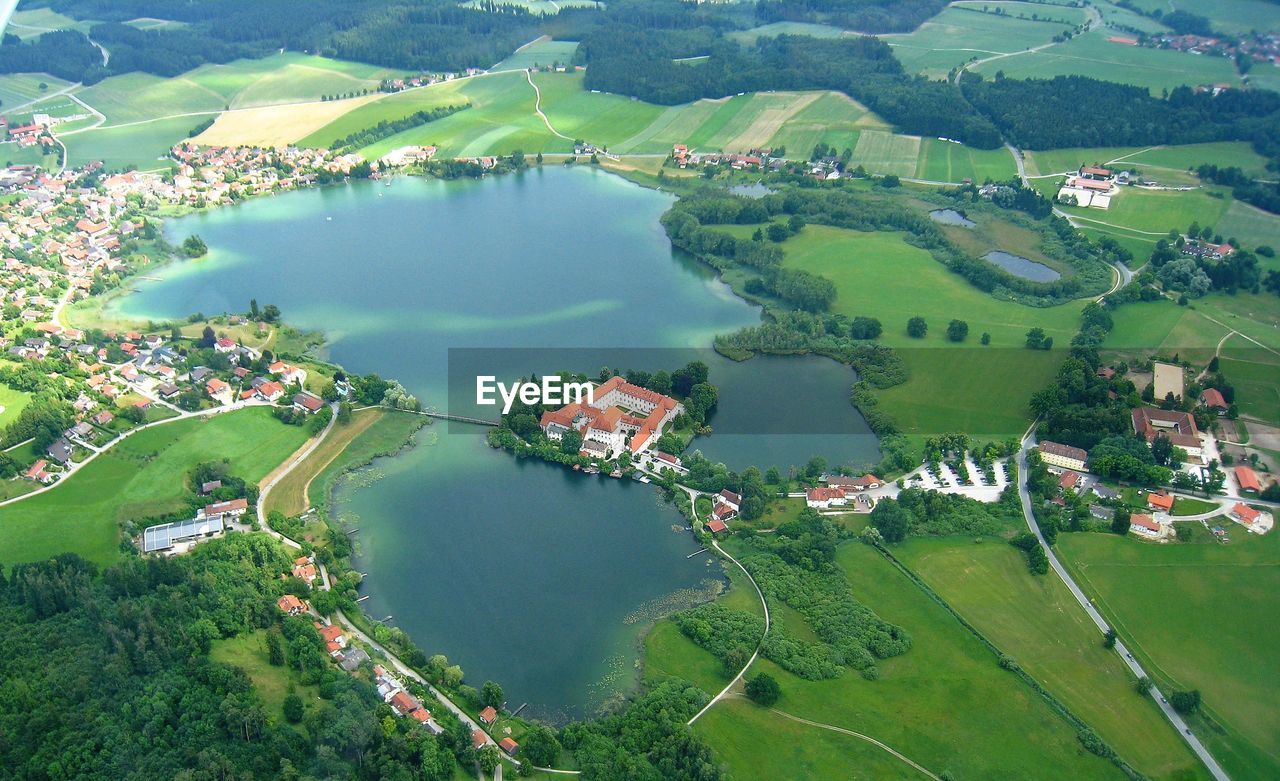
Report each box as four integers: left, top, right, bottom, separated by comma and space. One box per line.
899, 538, 1208, 780
888, 4, 1086, 78
0, 73, 72, 110
973, 30, 1242, 94
0, 383, 33, 430
493, 38, 581, 70
695, 541, 1127, 781
764, 224, 1081, 438
0, 408, 311, 567
211, 628, 325, 726
1123, 0, 1280, 35
1058, 531, 1280, 781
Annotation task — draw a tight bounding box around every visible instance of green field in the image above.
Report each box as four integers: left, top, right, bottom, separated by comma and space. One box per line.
1124, 0, 1280, 35
0, 383, 33, 430
914, 137, 1017, 182
0, 408, 311, 566
1216, 200, 1280, 251
1061, 186, 1235, 238
899, 538, 1208, 780
728, 21, 849, 45
888, 4, 1087, 78
211, 628, 325, 725
63, 115, 200, 170
1058, 531, 1280, 781
0, 73, 73, 111
1219, 347, 1280, 424
1095, 0, 1171, 34
975, 30, 1243, 94
493, 38, 581, 70
697, 542, 1126, 780
767, 224, 1082, 437
5, 8, 92, 38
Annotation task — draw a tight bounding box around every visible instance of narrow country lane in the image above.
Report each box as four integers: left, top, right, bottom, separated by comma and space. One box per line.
1016, 429, 1231, 781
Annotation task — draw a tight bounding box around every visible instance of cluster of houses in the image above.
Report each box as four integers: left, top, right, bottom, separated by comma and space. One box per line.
8, 321, 324, 488
539, 375, 685, 460
1180, 236, 1236, 261
378, 68, 483, 93
1, 114, 59, 151
1146, 32, 1279, 69
805, 473, 884, 509
705, 489, 740, 534
671, 144, 779, 172
379, 145, 438, 168
276, 590, 467, 741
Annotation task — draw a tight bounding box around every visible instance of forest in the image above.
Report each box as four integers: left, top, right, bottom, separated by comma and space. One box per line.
962, 74, 1280, 165
0, 537, 464, 779
1, 0, 543, 83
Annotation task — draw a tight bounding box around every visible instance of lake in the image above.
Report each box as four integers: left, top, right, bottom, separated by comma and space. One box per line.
115, 168, 878, 718
983, 250, 1061, 282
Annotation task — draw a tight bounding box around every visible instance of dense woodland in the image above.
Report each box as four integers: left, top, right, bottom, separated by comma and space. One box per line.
962, 74, 1280, 164
0, 538, 466, 780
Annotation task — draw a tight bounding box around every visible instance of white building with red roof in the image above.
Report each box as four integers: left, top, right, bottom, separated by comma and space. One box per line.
806, 486, 848, 509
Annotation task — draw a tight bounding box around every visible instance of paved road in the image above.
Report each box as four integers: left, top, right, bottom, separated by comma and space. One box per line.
1017, 430, 1230, 781
687, 539, 770, 726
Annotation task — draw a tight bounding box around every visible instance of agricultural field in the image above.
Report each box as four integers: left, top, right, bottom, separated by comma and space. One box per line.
1058, 531, 1280, 781
1095, 0, 1170, 34
915, 137, 1017, 182
492, 38, 580, 70
0, 73, 72, 111
1215, 200, 1280, 251
728, 21, 848, 45
1123, 0, 1280, 36
1059, 186, 1235, 237
888, 3, 1088, 78
898, 538, 1208, 781
0, 408, 311, 567
1220, 346, 1280, 424
196, 94, 382, 149
63, 115, 200, 171
974, 30, 1243, 94
697, 541, 1126, 781
4, 7, 93, 37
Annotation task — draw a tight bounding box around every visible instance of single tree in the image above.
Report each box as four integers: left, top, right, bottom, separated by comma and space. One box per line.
906, 316, 928, 338
1111, 507, 1131, 536
745, 672, 781, 706
946, 319, 969, 342
481, 680, 504, 709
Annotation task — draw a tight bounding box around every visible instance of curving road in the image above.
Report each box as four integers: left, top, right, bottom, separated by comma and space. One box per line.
686, 539, 771, 726
1016, 429, 1230, 781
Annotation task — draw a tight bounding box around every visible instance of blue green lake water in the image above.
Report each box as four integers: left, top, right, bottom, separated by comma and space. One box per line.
114, 168, 878, 719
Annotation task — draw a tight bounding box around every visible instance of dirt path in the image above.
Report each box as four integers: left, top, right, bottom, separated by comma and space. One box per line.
768, 707, 942, 780
526, 68, 573, 141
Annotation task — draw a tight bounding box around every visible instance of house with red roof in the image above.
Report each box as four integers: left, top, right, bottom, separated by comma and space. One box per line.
1147, 492, 1175, 512
277, 594, 306, 615
206, 378, 233, 404
718, 489, 741, 511
24, 459, 52, 483
1200, 387, 1228, 413
471, 729, 488, 750
706, 518, 728, 534
1235, 466, 1261, 494
390, 691, 420, 716
256, 380, 285, 402
1129, 513, 1162, 538
500, 737, 519, 756
1230, 503, 1262, 527
1058, 470, 1081, 491
806, 486, 848, 509
478, 706, 498, 724
293, 392, 325, 414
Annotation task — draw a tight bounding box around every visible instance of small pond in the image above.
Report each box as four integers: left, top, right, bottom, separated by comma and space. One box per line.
729, 182, 775, 199
983, 250, 1061, 282
929, 208, 976, 227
